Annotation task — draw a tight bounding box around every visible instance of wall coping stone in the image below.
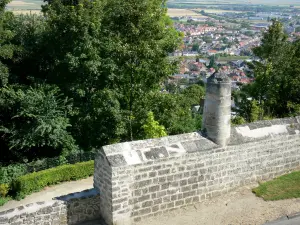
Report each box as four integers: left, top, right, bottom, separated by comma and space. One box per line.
55, 188, 100, 202
0, 188, 100, 220
0, 200, 64, 218
99, 117, 300, 168
230, 117, 300, 145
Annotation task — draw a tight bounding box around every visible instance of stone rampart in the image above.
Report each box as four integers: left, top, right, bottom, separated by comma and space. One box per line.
0, 188, 100, 225
94, 117, 300, 225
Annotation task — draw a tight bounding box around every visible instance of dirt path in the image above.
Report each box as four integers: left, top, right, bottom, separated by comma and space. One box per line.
1, 178, 300, 225
139, 186, 300, 225
0, 177, 93, 212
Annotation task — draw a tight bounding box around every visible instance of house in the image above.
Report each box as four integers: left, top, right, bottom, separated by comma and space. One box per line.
229, 60, 246, 68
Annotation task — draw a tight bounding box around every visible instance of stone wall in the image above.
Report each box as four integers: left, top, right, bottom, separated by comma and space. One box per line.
0, 189, 101, 225
94, 117, 300, 225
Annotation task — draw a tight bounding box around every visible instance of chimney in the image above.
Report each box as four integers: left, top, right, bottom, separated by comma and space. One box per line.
202, 71, 231, 146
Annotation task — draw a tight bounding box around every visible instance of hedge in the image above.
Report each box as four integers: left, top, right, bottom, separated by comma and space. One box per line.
12, 160, 94, 198
0, 151, 95, 184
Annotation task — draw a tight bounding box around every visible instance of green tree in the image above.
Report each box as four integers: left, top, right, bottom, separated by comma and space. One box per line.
182, 84, 205, 106
142, 111, 167, 139
192, 43, 199, 52
231, 116, 246, 125
135, 92, 197, 136
0, 85, 77, 162
249, 20, 300, 117
0, 0, 15, 86
0, 0, 183, 164
253, 20, 288, 61
249, 100, 262, 122
37, 0, 180, 147
208, 55, 218, 70
99, 0, 182, 140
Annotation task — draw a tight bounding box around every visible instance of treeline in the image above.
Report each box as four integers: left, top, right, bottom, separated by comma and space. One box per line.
233, 20, 300, 124
0, 0, 205, 165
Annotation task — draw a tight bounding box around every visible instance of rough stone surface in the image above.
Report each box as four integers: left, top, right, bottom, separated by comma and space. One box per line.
202, 72, 231, 146
94, 117, 300, 225
0, 189, 101, 225
2, 117, 300, 225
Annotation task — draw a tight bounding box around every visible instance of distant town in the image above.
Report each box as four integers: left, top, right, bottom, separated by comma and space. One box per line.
166, 2, 300, 91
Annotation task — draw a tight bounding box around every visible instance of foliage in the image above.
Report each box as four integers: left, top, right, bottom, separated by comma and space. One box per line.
142, 112, 167, 139
208, 55, 218, 69
233, 91, 264, 123
0, 184, 9, 197
249, 100, 262, 122
73, 89, 126, 149
0, 0, 183, 164
136, 92, 197, 137
194, 114, 202, 130
236, 20, 300, 120
231, 116, 246, 125
0, 164, 27, 184
99, 0, 182, 139
192, 43, 199, 52
0, 0, 15, 86
12, 160, 94, 198
0, 151, 94, 184
253, 171, 300, 201
182, 84, 205, 106
0, 84, 77, 158
0, 196, 11, 206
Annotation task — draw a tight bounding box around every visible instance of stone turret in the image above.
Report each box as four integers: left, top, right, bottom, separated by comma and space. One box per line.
202, 71, 231, 146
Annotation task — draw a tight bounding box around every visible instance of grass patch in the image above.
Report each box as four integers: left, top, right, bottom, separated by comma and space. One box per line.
253, 171, 300, 201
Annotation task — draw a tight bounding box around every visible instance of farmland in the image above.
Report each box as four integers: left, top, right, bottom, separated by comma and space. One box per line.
6, 0, 42, 14
7, 0, 300, 15
169, 0, 300, 6
167, 8, 207, 17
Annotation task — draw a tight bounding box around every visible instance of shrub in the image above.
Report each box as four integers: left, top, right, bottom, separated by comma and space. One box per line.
0, 197, 11, 206
0, 184, 9, 197
12, 160, 94, 198
0, 164, 27, 184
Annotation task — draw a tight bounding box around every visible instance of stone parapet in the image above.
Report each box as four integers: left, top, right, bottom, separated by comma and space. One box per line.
94, 117, 300, 225
0, 188, 100, 225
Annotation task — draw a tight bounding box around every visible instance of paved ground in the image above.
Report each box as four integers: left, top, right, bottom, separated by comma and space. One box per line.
0, 177, 93, 211
1, 178, 300, 225
265, 213, 300, 225
137, 186, 300, 225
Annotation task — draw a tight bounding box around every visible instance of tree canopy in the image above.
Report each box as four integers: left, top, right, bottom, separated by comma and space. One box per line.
0, 0, 198, 165
234, 20, 300, 122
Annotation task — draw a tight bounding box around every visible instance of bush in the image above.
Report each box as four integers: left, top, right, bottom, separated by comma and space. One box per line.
0, 151, 95, 183
0, 184, 9, 197
0, 197, 11, 206
0, 164, 27, 184
12, 161, 94, 198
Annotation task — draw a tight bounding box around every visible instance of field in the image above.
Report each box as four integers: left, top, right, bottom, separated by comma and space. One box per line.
11, 10, 41, 15
6, 0, 42, 10
7, 0, 300, 14
167, 8, 207, 17
169, 0, 300, 6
